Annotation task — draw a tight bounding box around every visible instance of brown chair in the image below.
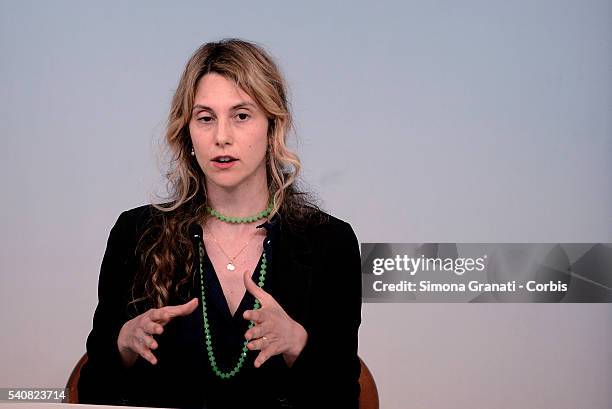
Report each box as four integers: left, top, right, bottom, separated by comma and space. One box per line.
65, 353, 379, 407
64, 353, 88, 403
359, 356, 380, 409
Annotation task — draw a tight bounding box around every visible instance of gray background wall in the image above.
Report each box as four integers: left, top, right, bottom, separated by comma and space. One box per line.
1, 1, 611, 408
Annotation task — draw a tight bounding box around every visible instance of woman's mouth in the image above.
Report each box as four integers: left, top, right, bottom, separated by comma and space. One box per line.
211, 155, 238, 169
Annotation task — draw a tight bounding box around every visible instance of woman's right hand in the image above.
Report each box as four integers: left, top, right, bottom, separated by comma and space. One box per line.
116, 298, 199, 368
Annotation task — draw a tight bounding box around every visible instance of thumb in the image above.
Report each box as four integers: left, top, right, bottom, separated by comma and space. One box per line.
243, 269, 270, 305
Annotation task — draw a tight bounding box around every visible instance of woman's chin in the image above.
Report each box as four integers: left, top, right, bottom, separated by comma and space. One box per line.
205, 175, 243, 191
204, 167, 266, 191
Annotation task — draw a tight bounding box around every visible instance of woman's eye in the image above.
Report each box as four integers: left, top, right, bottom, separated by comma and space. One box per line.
236, 113, 250, 121
198, 116, 213, 123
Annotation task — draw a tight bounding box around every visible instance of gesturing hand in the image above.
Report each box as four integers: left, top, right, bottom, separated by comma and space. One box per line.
117, 298, 199, 368
242, 269, 308, 368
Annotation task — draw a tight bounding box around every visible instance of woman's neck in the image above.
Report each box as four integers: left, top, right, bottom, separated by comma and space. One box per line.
204, 179, 270, 218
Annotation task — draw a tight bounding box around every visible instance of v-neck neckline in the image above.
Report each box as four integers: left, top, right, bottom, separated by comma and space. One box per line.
198, 214, 279, 322
203, 249, 263, 321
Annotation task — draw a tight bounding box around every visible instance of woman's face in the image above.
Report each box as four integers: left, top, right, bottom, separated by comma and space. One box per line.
189, 73, 269, 191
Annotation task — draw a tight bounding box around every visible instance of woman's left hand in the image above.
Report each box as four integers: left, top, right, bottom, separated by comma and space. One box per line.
242, 269, 308, 368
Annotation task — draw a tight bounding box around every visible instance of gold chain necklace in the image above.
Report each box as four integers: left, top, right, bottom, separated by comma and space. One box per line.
205, 225, 255, 271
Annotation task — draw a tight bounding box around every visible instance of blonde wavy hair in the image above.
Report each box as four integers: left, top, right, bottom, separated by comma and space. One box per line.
130, 38, 322, 312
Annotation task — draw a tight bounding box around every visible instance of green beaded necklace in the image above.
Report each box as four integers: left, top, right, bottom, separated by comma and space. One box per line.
198, 201, 271, 379
205, 199, 273, 223
197, 242, 267, 379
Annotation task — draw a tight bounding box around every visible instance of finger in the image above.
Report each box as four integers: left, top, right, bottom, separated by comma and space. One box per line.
138, 346, 158, 365
243, 270, 273, 305
149, 308, 171, 324
244, 321, 269, 341
164, 298, 199, 319
143, 320, 164, 336
247, 335, 272, 351
243, 308, 267, 324
132, 335, 158, 365
137, 328, 158, 350
254, 347, 277, 368
150, 298, 198, 324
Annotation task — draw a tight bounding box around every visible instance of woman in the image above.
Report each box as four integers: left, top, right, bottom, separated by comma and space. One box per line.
77, 38, 362, 409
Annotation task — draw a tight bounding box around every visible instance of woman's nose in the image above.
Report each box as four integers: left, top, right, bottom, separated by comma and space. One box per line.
214, 118, 233, 146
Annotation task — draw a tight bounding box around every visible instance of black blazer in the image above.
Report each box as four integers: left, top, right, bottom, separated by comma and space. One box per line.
77, 204, 362, 409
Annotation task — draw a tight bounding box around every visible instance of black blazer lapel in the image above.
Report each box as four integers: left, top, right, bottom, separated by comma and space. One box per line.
273, 224, 314, 327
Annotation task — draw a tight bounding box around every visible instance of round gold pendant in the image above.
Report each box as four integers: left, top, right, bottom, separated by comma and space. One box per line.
226, 262, 236, 271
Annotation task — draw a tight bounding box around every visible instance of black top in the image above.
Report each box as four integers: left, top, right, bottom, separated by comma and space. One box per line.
77, 205, 362, 409
190, 215, 284, 408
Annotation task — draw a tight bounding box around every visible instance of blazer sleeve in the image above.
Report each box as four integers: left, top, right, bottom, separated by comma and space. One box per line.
286, 220, 362, 409
77, 211, 140, 405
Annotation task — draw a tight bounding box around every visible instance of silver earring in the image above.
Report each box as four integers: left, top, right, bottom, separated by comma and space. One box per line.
191, 147, 195, 156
